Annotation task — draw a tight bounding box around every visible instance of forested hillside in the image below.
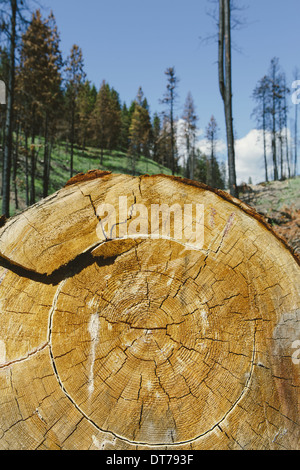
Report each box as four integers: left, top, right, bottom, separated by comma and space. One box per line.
0, 7, 226, 217
0, 0, 299, 453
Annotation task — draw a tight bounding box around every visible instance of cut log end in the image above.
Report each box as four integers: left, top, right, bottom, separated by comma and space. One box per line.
0, 172, 299, 450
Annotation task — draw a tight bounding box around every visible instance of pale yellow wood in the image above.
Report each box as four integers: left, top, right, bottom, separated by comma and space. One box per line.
0, 172, 299, 450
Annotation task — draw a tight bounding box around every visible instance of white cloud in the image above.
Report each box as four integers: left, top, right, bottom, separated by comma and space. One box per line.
235, 129, 270, 184
235, 128, 293, 184
198, 128, 271, 185
197, 135, 227, 158
177, 119, 226, 167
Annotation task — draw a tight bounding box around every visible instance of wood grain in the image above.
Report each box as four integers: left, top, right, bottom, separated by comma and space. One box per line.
0, 173, 299, 450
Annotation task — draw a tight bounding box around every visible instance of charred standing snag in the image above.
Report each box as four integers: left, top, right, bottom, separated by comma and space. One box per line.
0, 172, 299, 450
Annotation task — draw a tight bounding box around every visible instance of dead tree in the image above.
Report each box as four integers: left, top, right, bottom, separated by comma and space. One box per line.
218, 0, 238, 197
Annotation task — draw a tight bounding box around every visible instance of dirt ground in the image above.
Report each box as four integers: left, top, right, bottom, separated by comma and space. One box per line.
239, 177, 300, 258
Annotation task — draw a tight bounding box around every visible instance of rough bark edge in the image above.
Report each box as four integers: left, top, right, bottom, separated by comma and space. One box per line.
64, 170, 300, 266
64, 169, 112, 187
2, 170, 299, 270
149, 174, 300, 267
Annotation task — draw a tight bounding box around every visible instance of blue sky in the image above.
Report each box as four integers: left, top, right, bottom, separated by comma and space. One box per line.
43, 0, 300, 183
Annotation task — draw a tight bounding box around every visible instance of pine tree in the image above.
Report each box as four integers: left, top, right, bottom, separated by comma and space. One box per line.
265, 58, 291, 181
268, 57, 281, 181
42, 11, 63, 198
283, 75, 291, 179
77, 80, 97, 150
65, 44, 86, 178
160, 67, 179, 175
0, 46, 9, 181
277, 72, 290, 179
252, 75, 271, 183
91, 81, 110, 164
90, 81, 121, 165
17, 9, 63, 202
182, 92, 198, 180
252, 61, 291, 182
128, 87, 152, 173
109, 87, 122, 150
194, 149, 225, 190
120, 102, 131, 153
128, 107, 142, 174
158, 115, 172, 170
151, 113, 161, 163
1, 0, 17, 217
205, 115, 219, 187
194, 150, 208, 184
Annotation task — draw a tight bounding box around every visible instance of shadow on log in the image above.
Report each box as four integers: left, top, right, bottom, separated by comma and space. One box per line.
0, 172, 299, 450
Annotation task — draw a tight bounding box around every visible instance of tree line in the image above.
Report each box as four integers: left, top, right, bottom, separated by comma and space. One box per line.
252, 57, 298, 183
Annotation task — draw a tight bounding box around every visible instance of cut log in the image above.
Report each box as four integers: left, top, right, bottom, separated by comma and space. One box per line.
0, 171, 299, 450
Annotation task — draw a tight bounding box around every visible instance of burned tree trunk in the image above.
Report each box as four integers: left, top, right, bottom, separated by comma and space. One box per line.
218, 0, 238, 198
0, 171, 299, 450
2, 0, 17, 218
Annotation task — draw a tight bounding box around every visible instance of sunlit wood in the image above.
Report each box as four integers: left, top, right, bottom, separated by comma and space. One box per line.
0, 172, 299, 450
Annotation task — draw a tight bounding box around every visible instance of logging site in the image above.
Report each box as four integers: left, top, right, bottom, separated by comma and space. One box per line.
0, 0, 299, 453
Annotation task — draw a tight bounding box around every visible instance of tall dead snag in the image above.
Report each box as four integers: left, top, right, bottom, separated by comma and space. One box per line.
219, 0, 238, 197
0, 171, 299, 450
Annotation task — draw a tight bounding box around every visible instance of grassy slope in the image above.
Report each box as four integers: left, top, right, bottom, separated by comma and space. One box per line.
10, 141, 181, 216
246, 177, 300, 215
240, 177, 300, 256
42, 143, 177, 195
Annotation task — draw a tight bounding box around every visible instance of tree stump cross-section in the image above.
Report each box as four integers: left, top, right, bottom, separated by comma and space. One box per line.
0, 172, 299, 450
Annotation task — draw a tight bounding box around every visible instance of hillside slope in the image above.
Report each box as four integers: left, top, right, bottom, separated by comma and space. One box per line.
239, 177, 300, 256
7, 143, 179, 216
